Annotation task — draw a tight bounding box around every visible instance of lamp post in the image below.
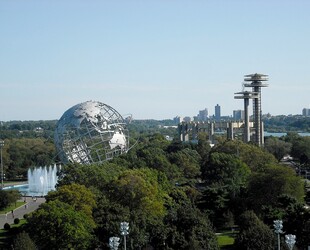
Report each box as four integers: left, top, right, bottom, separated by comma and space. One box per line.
120, 222, 129, 250
0, 140, 4, 189
274, 220, 283, 250
109, 236, 120, 250
285, 234, 296, 250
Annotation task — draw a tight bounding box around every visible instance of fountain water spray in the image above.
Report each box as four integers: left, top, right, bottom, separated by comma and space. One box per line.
28, 164, 61, 196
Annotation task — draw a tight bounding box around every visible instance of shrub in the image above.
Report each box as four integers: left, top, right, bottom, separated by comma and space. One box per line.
23, 214, 29, 219
14, 218, 20, 224
4, 223, 10, 230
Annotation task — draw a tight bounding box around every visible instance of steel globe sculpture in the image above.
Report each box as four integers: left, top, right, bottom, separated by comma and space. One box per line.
54, 101, 129, 164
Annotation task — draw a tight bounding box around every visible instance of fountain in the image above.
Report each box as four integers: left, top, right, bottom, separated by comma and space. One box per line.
27, 164, 61, 196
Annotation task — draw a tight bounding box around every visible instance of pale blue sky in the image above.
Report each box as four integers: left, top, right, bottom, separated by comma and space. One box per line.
1, 0, 309, 121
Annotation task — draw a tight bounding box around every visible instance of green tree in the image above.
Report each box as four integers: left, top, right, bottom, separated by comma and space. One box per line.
235, 211, 275, 250
203, 152, 250, 196
0, 189, 9, 209
264, 137, 292, 161
13, 231, 36, 250
26, 200, 95, 250
57, 162, 125, 191
196, 132, 212, 164
162, 188, 219, 250
290, 136, 310, 163
169, 148, 201, 180
246, 165, 304, 213
212, 140, 277, 172
46, 183, 96, 220
6, 189, 21, 206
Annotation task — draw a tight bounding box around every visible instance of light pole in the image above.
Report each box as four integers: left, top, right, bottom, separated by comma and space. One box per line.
285, 234, 296, 250
274, 220, 283, 250
109, 236, 120, 250
0, 140, 4, 189
120, 222, 129, 250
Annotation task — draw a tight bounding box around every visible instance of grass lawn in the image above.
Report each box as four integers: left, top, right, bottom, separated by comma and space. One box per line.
217, 230, 237, 249
0, 202, 25, 214
0, 219, 26, 248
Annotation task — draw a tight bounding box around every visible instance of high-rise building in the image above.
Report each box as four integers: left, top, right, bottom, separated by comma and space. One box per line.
215, 104, 221, 121
198, 108, 208, 121
302, 108, 310, 116
233, 110, 244, 120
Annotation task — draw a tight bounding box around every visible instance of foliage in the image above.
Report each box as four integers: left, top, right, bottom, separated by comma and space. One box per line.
46, 183, 96, 220
6, 189, 21, 205
13, 231, 36, 250
289, 135, 310, 163
0, 190, 9, 210
211, 140, 277, 172
14, 218, 20, 224
26, 200, 95, 250
168, 147, 202, 179
162, 188, 219, 250
246, 165, 305, 214
264, 137, 292, 161
2, 138, 56, 179
109, 168, 168, 219
235, 211, 275, 250
263, 115, 310, 132
203, 152, 250, 196
57, 162, 125, 191
3, 223, 10, 230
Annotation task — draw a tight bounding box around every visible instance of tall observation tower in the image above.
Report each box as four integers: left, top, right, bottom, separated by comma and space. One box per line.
234, 91, 258, 143
243, 73, 269, 146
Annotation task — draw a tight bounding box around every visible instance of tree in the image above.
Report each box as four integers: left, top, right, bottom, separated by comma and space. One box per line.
212, 140, 277, 172
169, 148, 201, 180
57, 162, 125, 191
196, 132, 212, 164
26, 200, 95, 249
264, 137, 292, 161
246, 165, 305, 213
202, 152, 250, 196
6, 189, 21, 206
46, 183, 96, 219
161, 188, 219, 250
235, 211, 275, 250
0, 190, 9, 209
290, 136, 310, 163
13, 231, 36, 250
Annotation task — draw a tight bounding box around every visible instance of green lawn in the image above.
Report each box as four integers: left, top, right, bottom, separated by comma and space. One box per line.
217, 230, 237, 249
0, 202, 25, 214
0, 219, 26, 248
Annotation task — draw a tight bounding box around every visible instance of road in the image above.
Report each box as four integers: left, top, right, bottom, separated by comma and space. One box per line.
0, 196, 45, 229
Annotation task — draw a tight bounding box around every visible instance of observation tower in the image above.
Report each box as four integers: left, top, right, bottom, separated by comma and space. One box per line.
243, 73, 269, 146
234, 91, 258, 143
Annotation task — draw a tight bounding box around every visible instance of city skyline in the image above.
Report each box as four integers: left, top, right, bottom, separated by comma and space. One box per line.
1, 1, 310, 121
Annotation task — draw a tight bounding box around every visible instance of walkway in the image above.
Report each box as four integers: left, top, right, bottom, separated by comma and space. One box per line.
0, 197, 45, 229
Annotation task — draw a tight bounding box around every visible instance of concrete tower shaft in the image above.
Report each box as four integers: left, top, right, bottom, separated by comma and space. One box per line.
234, 91, 258, 143
243, 73, 269, 146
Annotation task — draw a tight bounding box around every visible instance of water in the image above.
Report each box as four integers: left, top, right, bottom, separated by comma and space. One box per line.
4, 164, 61, 196
264, 132, 310, 137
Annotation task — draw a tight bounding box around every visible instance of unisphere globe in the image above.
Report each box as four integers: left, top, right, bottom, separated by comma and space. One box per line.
54, 101, 129, 164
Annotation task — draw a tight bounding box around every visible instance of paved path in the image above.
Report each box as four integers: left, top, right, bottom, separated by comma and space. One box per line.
0, 197, 45, 229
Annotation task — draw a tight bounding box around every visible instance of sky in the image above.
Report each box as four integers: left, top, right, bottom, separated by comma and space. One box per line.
1, 0, 310, 121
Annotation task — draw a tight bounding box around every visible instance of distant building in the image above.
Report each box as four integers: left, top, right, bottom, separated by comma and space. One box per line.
302, 108, 310, 116
198, 108, 208, 121
173, 116, 182, 124
183, 116, 192, 122
215, 104, 221, 121
233, 110, 244, 120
